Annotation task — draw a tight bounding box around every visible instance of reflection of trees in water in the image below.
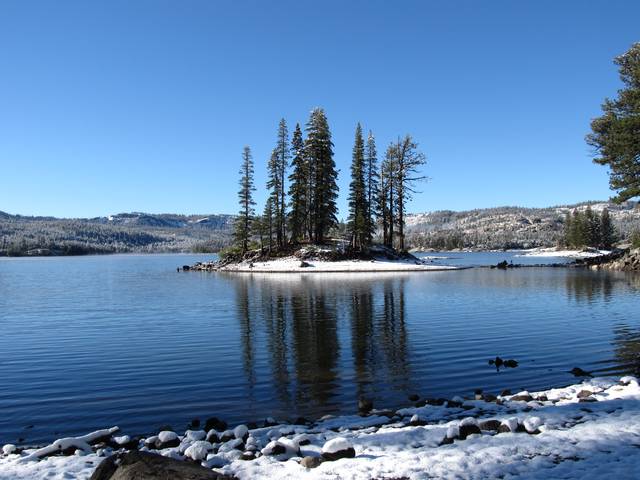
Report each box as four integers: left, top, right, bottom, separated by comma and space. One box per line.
233, 275, 410, 414
564, 272, 614, 303
564, 271, 640, 304
235, 279, 256, 405
612, 324, 640, 376
352, 279, 410, 399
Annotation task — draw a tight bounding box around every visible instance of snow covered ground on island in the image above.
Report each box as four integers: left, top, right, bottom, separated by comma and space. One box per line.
219, 256, 462, 273
2, 376, 640, 480
515, 247, 610, 258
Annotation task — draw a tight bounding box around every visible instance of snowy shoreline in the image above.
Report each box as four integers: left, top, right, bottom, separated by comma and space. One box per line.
514, 247, 611, 259
2, 375, 639, 479
217, 257, 463, 273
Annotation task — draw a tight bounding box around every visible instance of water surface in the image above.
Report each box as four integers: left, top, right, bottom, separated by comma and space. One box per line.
1, 253, 639, 444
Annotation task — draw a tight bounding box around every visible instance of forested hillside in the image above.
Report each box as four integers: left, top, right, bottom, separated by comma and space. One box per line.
2, 201, 638, 256
405, 201, 640, 250
0, 212, 234, 256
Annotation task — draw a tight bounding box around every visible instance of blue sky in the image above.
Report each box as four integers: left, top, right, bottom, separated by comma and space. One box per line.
0, 1, 638, 218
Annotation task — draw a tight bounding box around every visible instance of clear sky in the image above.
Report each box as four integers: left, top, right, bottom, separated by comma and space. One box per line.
1, 1, 638, 218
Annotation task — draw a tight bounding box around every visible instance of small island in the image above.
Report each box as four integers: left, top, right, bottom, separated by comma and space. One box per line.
186, 244, 462, 273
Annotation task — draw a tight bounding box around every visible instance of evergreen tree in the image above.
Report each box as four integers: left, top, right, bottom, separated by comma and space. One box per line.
305, 108, 338, 243
569, 210, 583, 247
266, 119, 289, 249
234, 146, 256, 253
287, 123, 307, 243
562, 212, 573, 247
261, 197, 275, 253
600, 208, 617, 248
393, 135, 426, 251
364, 130, 379, 244
585, 206, 600, 247
587, 43, 640, 203
347, 123, 368, 250
379, 146, 396, 248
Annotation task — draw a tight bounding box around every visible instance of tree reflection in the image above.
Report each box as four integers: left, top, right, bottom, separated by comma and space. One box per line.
564, 272, 614, 303
233, 274, 410, 416
564, 271, 640, 303
612, 324, 640, 376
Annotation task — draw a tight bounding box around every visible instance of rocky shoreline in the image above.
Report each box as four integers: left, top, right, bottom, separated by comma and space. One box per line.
2, 375, 639, 479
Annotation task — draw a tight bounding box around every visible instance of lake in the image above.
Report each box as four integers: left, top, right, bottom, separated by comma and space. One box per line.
1, 253, 639, 445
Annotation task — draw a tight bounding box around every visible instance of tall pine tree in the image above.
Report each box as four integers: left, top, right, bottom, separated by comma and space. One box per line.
587, 43, 640, 203
600, 208, 616, 248
234, 146, 256, 253
266, 120, 289, 249
364, 130, 379, 244
287, 123, 307, 243
347, 123, 368, 250
393, 135, 426, 251
379, 146, 396, 248
305, 108, 338, 244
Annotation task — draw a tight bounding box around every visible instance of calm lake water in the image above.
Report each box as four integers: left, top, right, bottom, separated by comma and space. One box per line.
1, 253, 639, 444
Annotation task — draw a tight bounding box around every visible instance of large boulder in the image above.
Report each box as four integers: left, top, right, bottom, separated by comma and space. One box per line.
90, 451, 236, 480
321, 437, 356, 461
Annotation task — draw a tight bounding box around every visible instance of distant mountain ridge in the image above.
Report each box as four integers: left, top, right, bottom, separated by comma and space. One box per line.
405, 201, 640, 250
1, 201, 638, 255
0, 211, 234, 256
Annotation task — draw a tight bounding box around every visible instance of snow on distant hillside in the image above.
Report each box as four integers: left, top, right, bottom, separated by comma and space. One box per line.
406, 201, 640, 250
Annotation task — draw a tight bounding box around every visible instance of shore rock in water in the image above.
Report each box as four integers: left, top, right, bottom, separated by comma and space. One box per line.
321, 437, 356, 461
358, 398, 373, 414
205, 417, 228, 432
90, 451, 236, 480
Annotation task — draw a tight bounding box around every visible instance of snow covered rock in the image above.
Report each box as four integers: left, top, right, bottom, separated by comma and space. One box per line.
446, 425, 460, 439
183, 441, 213, 461
185, 429, 207, 442
2, 444, 16, 455
510, 391, 533, 402
523, 416, 543, 433
113, 435, 130, 446
458, 417, 482, 439
499, 417, 520, 433
620, 376, 638, 386
202, 453, 228, 468
292, 433, 312, 447
321, 437, 356, 461
156, 430, 180, 449
233, 424, 248, 440
218, 438, 244, 453
260, 437, 300, 458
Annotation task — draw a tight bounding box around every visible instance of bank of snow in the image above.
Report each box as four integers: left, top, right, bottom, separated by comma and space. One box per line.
2, 376, 640, 479
219, 256, 462, 273
516, 247, 610, 259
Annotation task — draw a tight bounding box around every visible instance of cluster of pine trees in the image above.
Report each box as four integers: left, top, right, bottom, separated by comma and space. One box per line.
233, 107, 426, 255
562, 207, 617, 249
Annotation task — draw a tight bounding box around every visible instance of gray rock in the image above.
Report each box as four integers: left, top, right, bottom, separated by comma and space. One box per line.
479, 420, 501, 431
459, 424, 482, 439
300, 456, 323, 468
322, 447, 356, 461
577, 390, 594, 399
90, 451, 236, 480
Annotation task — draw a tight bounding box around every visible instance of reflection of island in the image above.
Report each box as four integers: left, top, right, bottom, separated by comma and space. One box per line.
612, 325, 640, 377
564, 270, 640, 303
233, 275, 411, 417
